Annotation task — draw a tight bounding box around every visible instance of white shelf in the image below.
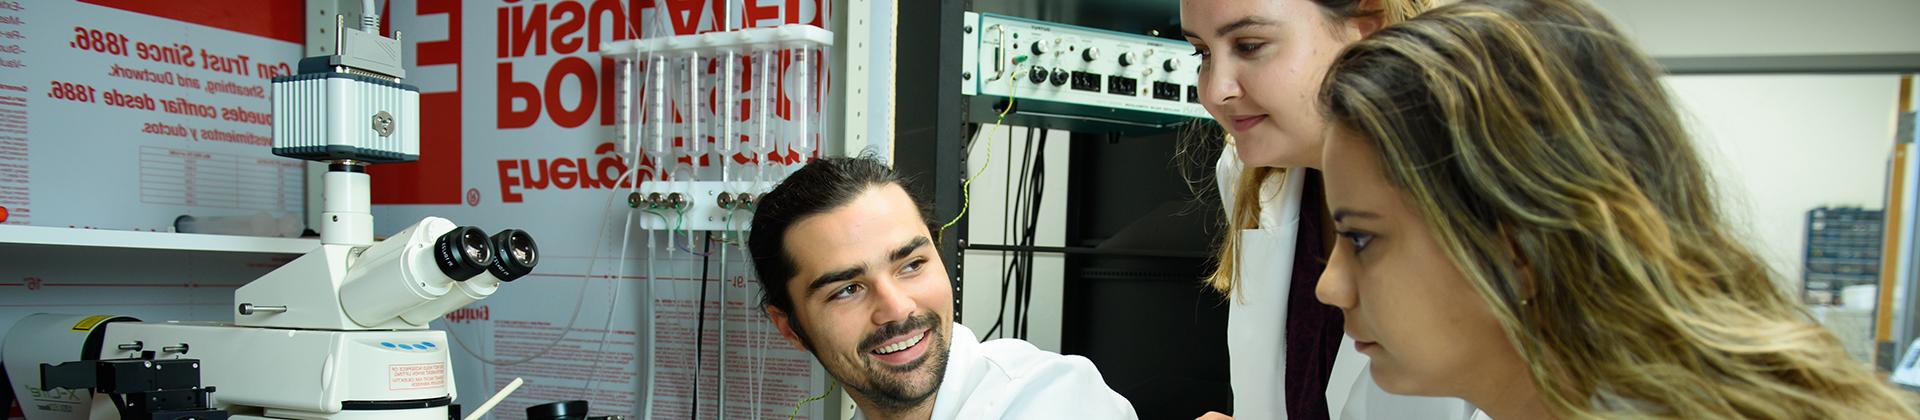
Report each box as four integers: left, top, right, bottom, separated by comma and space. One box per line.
0, 224, 319, 254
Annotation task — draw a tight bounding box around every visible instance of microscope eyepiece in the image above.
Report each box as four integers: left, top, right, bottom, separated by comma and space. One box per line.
434, 226, 493, 281
488, 229, 538, 282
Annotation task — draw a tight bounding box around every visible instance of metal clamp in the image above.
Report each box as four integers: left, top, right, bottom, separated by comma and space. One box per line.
117, 341, 144, 352
162, 343, 190, 354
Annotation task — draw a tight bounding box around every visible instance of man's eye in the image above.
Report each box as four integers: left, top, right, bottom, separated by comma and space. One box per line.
831, 284, 861, 300
901, 258, 925, 275
1341, 231, 1375, 252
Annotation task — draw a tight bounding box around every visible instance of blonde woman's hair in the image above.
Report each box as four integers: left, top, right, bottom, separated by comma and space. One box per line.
1319, 0, 1920, 417
1202, 0, 1435, 295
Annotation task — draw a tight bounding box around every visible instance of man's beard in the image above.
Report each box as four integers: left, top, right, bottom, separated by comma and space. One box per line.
818, 312, 950, 412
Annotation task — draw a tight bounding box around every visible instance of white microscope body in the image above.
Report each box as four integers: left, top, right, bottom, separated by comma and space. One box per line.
4, 9, 537, 420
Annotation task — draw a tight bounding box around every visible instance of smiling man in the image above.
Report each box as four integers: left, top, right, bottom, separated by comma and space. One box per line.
748, 156, 1138, 420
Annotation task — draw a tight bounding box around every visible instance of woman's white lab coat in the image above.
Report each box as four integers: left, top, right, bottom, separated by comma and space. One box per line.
1216, 149, 1475, 419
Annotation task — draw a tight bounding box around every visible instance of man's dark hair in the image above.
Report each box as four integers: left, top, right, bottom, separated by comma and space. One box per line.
749, 155, 933, 327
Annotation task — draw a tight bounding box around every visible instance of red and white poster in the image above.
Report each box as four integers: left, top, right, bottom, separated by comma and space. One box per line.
375, 1, 837, 419
0, 0, 303, 230
0, 0, 847, 418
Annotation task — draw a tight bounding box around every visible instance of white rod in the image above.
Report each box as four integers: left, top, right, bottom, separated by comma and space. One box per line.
462, 377, 524, 420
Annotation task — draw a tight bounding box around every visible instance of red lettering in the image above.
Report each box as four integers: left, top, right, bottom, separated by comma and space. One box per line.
665, 0, 705, 34
552, 158, 579, 188
589, 0, 636, 50
520, 159, 549, 189
497, 62, 541, 128
551, 2, 585, 54
743, 0, 778, 28
495, 7, 508, 58
508, 3, 548, 57
592, 142, 631, 189
445, 306, 491, 323
545, 57, 596, 128
497, 160, 523, 203
495, 144, 661, 203
419, 0, 462, 67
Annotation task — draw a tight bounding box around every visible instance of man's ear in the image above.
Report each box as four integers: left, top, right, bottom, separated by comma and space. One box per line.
765, 304, 811, 351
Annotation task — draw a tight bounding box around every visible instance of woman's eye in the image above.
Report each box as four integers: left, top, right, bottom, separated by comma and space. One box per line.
1341, 231, 1375, 252
1233, 42, 1266, 54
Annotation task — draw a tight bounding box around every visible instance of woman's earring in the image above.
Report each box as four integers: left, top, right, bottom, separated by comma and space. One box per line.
1519, 298, 1531, 307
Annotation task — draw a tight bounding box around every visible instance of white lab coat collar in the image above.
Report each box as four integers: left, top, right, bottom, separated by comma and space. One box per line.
1219, 149, 1307, 418
849, 323, 1138, 420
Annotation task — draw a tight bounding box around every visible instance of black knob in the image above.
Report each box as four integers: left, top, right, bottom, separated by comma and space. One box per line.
487, 229, 538, 282
1029, 67, 1049, 84
434, 226, 493, 281
1118, 52, 1138, 67
1049, 68, 1069, 86
1030, 41, 1049, 56
1082, 47, 1100, 62
526, 401, 590, 420
1163, 58, 1181, 72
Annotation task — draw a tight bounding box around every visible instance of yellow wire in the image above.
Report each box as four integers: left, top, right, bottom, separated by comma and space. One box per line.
936, 62, 1022, 238
789, 378, 837, 420
790, 58, 1024, 420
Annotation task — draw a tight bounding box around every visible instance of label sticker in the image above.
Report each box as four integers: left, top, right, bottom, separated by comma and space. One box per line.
70, 315, 113, 332
388, 362, 447, 391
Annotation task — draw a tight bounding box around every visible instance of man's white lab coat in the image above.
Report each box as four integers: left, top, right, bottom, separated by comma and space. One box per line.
851, 323, 1139, 419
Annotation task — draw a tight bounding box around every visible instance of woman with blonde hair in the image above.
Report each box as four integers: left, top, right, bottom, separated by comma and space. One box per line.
1315, 0, 1920, 417
1181, 0, 1472, 418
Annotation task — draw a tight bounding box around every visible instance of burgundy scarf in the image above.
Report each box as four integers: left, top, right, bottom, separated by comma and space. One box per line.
1283, 168, 1343, 420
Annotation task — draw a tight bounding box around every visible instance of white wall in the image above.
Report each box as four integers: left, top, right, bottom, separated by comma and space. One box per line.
1591, 0, 1920, 58
1665, 75, 1904, 289
958, 126, 1070, 352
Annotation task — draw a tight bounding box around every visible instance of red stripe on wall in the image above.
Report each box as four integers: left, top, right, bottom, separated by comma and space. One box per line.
80, 0, 304, 44
370, 0, 463, 204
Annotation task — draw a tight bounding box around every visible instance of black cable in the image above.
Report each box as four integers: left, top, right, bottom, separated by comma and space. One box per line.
693, 232, 713, 420
1017, 132, 1047, 339
1012, 127, 1035, 339
985, 125, 1026, 340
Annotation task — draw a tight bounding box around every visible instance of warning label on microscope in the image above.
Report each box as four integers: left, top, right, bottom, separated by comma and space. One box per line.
389, 362, 448, 391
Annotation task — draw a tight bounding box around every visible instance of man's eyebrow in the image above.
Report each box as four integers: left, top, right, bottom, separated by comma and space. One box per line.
807, 266, 865, 294
890, 236, 931, 262
802, 236, 930, 296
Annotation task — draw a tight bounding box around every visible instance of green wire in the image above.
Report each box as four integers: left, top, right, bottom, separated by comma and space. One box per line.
935, 63, 1022, 240
789, 378, 837, 420
780, 59, 1030, 420
641, 209, 670, 230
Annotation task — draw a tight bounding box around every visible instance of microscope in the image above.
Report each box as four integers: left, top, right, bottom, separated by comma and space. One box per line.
3, 10, 536, 420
